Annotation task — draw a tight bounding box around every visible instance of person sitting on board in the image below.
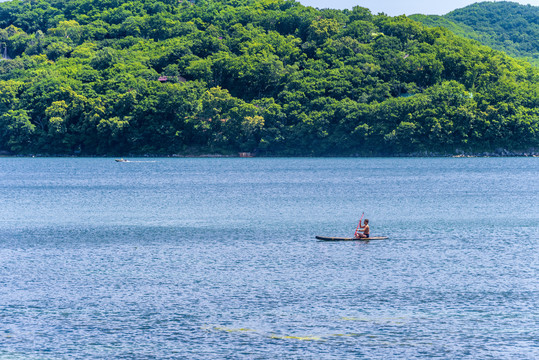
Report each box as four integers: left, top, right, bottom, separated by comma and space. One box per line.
354, 219, 370, 238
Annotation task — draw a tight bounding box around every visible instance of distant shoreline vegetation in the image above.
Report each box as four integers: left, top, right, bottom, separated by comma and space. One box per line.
0, 0, 537, 156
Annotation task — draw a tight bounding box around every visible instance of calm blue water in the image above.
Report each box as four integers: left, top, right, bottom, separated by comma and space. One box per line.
0, 158, 537, 359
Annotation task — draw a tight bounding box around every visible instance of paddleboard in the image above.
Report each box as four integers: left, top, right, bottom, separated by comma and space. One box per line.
316, 236, 388, 241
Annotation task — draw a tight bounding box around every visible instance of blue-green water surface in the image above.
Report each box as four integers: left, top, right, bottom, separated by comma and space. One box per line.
0, 158, 537, 359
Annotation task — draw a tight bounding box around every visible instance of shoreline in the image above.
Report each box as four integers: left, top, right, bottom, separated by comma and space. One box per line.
1, 147, 537, 158
1, 151, 538, 158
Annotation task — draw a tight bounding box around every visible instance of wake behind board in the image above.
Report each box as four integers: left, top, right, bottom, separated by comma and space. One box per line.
316, 236, 388, 241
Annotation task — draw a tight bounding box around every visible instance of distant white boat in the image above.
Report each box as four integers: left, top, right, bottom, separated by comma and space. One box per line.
115, 158, 129, 162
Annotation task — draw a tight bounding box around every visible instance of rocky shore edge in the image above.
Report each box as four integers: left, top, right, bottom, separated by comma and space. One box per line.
1, 148, 537, 158
401, 148, 539, 158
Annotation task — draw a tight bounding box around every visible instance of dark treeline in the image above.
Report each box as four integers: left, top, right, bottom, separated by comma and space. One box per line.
412, 1, 539, 67
0, 0, 538, 156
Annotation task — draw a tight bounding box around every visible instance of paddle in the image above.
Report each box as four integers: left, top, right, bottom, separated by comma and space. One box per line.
354, 212, 364, 238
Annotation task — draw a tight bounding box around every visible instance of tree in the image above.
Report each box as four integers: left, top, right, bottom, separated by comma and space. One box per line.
0, 109, 35, 153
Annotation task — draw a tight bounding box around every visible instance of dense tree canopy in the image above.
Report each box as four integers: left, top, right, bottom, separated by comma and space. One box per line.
0, 0, 537, 156
411, 1, 539, 66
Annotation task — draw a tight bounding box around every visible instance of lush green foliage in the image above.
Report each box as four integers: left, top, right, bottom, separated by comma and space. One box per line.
0, 0, 538, 155
411, 1, 539, 66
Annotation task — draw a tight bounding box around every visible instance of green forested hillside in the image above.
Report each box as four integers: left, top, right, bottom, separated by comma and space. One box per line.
0, 0, 538, 156
411, 1, 539, 66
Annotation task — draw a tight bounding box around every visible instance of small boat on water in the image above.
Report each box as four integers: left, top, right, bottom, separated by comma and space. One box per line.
316, 236, 389, 241
115, 158, 129, 162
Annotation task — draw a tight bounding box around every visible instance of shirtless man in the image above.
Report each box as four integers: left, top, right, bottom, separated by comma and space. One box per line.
355, 219, 370, 238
